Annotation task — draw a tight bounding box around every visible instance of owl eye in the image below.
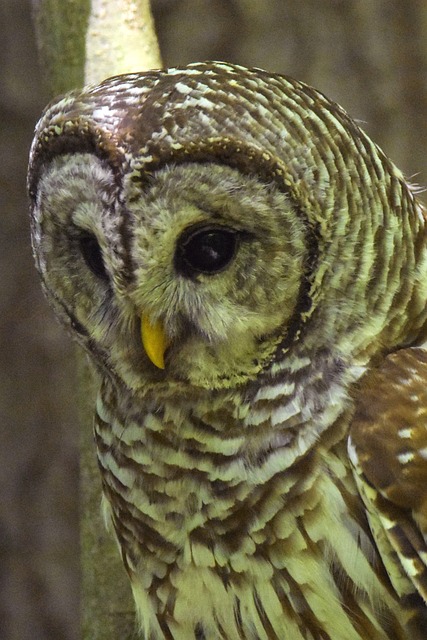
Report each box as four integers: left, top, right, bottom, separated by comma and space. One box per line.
175, 225, 238, 276
78, 233, 109, 281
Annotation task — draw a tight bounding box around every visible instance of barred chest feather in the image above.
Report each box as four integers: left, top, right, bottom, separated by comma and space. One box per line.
94, 356, 424, 640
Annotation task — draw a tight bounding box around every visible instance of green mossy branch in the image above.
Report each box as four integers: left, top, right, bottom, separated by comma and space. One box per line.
31, 0, 90, 95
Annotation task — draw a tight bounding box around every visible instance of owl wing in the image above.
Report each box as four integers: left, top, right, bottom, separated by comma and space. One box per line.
348, 347, 427, 603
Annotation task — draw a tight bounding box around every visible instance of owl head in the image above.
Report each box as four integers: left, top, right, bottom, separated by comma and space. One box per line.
28, 62, 427, 392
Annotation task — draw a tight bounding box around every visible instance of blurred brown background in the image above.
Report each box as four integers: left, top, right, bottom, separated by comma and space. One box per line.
1, 1, 426, 638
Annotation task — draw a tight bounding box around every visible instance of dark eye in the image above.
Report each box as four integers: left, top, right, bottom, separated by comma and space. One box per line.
175, 225, 238, 276
78, 233, 109, 281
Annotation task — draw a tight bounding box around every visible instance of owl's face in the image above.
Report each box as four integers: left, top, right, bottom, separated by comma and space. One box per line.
33, 154, 308, 391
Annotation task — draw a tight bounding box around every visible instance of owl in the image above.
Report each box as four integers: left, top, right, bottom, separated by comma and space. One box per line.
28, 62, 427, 639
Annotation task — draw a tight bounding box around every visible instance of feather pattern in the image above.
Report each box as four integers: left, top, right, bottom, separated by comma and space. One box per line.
28, 62, 427, 638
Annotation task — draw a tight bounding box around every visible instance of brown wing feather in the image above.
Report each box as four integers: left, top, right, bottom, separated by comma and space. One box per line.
349, 347, 427, 603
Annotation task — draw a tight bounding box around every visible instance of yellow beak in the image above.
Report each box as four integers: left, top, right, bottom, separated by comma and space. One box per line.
140, 314, 169, 369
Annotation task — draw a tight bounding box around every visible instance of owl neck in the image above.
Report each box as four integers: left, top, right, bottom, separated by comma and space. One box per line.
96, 349, 363, 491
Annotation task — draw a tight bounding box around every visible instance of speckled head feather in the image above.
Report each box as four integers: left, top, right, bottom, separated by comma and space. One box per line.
29, 61, 413, 215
